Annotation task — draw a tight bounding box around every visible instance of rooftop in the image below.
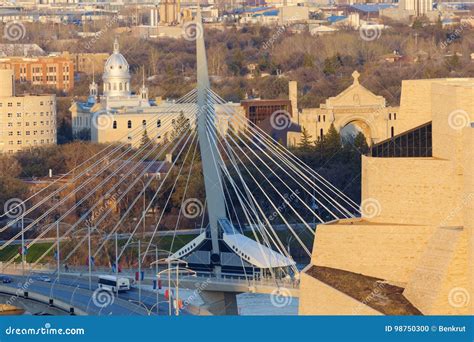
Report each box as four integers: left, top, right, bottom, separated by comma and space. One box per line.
306, 265, 422, 315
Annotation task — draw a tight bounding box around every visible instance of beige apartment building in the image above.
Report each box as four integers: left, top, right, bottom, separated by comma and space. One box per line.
0, 69, 57, 154
299, 77, 474, 316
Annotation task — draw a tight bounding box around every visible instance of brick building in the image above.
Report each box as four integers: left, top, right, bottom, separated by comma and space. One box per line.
0, 55, 74, 92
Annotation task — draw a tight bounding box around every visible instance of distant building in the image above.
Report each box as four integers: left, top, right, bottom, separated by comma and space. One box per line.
0, 69, 57, 154
288, 71, 402, 147
0, 55, 74, 92
0, 44, 45, 58
70, 39, 246, 147
400, 0, 433, 16
241, 99, 293, 126
240, 81, 298, 145
61, 52, 109, 76
159, 0, 180, 25
381, 0, 437, 22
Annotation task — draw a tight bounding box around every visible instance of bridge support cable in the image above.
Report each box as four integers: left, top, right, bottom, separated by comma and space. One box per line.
72, 108, 201, 263
4, 99, 200, 269
205, 123, 287, 279
204, 109, 297, 256
117, 130, 199, 261
207, 90, 357, 219
208, 89, 360, 215
140, 132, 199, 261
3, 104, 191, 247
165, 140, 200, 260
0, 90, 198, 227
0, 97, 199, 245
205, 116, 311, 265
28, 121, 197, 270
80, 129, 198, 262
204, 112, 301, 276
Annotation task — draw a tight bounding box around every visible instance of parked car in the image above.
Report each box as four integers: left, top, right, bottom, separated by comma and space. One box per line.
0, 276, 12, 283
32, 274, 51, 282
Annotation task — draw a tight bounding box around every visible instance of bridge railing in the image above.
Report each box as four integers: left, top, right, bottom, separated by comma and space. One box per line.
1, 263, 299, 289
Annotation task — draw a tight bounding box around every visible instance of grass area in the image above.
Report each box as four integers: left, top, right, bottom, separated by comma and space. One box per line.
0, 236, 197, 264
0, 229, 311, 264
0, 242, 54, 263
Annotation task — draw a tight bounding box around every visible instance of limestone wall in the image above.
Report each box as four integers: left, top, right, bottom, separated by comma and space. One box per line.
399, 80, 439, 130
299, 272, 381, 315
311, 222, 435, 285
431, 82, 474, 162
404, 226, 472, 315
361, 156, 463, 227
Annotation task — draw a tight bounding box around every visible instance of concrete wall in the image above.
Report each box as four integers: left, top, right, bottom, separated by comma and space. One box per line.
311, 222, 435, 285
361, 156, 463, 227
404, 226, 472, 315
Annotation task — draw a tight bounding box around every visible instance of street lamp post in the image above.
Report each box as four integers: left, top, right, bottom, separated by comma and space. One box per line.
88, 225, 92, 290
115, 232, 119, 298
175, 264, 179, 316
21, 216, 25, 276
56, 220, 60, 282
156, 258, 196, 316
155, 248, 158, 315
149, 249, 172, 316
138, 239, 142, 304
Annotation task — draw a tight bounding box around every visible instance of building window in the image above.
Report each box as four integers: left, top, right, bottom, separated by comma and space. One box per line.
142, 120, 146, 127
320, 128, 324, 138
157, 120, 161, 128
391, 127, 394, 137
128, 120, 132, 129
389, 113, 392, 120
394, 113, 397, 120
372, 122, 432, 158
113, 121, 117, 129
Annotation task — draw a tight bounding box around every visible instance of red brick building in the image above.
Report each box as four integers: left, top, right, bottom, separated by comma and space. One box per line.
0, 55, 74, 92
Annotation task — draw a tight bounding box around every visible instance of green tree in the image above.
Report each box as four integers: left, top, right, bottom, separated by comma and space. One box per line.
319, 124, 342, 156
140, 129, 151, 148
171, 111, 191, 141
299, 127, 313, 151
353, 131, 370, 155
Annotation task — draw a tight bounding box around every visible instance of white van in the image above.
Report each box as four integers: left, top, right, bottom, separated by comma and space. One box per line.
98, 275, 131, 292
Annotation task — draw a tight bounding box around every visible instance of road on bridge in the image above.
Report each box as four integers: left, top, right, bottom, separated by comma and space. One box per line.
0, 273, 187, 316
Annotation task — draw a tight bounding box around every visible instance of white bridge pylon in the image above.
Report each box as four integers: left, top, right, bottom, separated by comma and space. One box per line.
0, 8, 361, 293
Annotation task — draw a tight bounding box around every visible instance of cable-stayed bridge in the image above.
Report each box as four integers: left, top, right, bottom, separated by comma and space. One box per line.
0, 8, 360, 316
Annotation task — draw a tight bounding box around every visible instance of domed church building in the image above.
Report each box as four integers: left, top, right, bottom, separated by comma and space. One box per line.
70, 38, 245, 147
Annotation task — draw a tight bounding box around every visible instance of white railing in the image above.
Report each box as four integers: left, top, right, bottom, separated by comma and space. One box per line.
1, 263, 299, 289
